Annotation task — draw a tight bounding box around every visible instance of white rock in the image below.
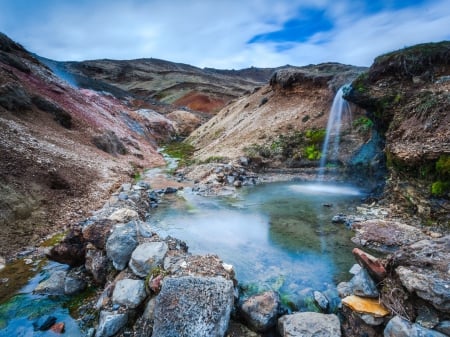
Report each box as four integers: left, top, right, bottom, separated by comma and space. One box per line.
129, 242, 168, 278
112, 279, 147, 309
108, 208, 138, 222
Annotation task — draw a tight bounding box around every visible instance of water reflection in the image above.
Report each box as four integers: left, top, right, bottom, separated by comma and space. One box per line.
151, 181, 364, 304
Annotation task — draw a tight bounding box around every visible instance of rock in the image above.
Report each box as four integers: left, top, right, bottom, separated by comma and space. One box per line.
384, 316, 447, 337
95, 311, 128, 337
164, 187, 178, 194
108, 208, 139, 223
313, 291, 329, 311
359, 314, 386, 326
31, 95, 72, 128
227, 320, 262, 337
153, 276, 234, 337
240, 291, 280, 332
396, 265, 450, 313
349, 264, 362, 275
64, 270, 87, 295
435, 321, 450, 335
82, 219, 114, 250
341, 305, 384, 337
47, 228, 85, 267
33, 316, 57, 331
416, 305, 439, 329
136, 220, 153, 238
239, 157, 250, 166
50, 322, 65, 334
92, 130, 127, 156
349, 268, 379, 298
341, 295, 389, 317
85, 246, 108, 285
149, 274, 164, 293
112, 279, 147, 309
352, 248, 387, 282
233, 180, 242, 188
148, 190, 159, 202
0, 256, 5, 270
332, 214, 347, 224
337, 281, 352, 298
121, 183, 132, 192
278, 312, 341, 337
106, 222, 138, 270
34, 270, 66, 295
0, 82, 32, 112
351, 219, 426, 252
118, 192, 128, 200
129, 241, 168, 278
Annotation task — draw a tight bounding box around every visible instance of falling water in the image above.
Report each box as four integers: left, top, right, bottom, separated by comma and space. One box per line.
317, 85, 351, 180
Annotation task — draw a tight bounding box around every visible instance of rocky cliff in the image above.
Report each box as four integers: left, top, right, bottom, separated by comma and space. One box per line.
344, 42, 450, 226
0, 33, 175, 258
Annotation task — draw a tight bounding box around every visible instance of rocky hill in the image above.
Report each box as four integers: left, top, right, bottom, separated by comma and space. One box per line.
187, 63, 370, 170
344, 41, 450, 226
0, 33, 176, 258
46, 58, 278, 114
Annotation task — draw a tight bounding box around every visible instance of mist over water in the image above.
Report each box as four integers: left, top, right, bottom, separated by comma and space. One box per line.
151, 181, 365, 302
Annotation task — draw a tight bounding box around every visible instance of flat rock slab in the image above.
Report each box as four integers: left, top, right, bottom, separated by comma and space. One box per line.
153, 276, 234, 337
342, 295, 390, 317
278, 312, 341, 337
351, 220, 426, 252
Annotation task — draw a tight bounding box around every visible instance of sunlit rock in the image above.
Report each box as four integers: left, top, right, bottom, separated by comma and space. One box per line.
342, 295, 389, 317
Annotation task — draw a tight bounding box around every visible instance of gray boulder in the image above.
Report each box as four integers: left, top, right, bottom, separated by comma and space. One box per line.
240, 291, 280, 332
384, 316, 447, 337
350, 268, 379, 298
34, 270, 66, 295
278, 312, 341, 337
129, 241, 168, 278
396, 266, 450, 313
64, 270, 87, 295
313, 291, 329, 311
153, 276, 234, 337
106, 222, 138, 270
112, 279, 147, 309
95, 311, 128, 337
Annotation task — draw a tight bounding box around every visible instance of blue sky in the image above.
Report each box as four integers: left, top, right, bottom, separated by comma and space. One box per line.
0, 0, 449, 68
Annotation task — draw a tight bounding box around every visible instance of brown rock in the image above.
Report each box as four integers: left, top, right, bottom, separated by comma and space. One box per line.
149, 274, 164, 294
342, 295, 390, 317
82, 219, 114, 249
50, 322, 65, 333
352, 248, 387, 282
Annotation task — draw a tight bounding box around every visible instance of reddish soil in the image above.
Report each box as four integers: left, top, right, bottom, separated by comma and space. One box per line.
173, 92, 226, 113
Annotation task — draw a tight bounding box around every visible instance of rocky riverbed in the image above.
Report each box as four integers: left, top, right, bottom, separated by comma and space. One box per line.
1, 163, 448, 337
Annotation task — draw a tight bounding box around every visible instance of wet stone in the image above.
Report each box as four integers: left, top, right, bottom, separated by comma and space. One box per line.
33, 316, 57, 331
313, 291, 329, 311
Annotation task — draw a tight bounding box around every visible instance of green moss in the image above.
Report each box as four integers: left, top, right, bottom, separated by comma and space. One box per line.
353, 116, 373, 133
40, 232, 66, 248
199, 156, 227, 164
431, 181, 450, 196
436, 155, 450, 176
304, 145, 321, 160
162, 141, 195, 168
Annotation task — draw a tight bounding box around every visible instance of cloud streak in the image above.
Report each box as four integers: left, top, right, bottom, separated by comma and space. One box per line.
0, 0, 449, 68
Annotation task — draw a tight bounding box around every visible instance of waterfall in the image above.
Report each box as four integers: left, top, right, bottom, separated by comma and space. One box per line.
317, 85, 351, 180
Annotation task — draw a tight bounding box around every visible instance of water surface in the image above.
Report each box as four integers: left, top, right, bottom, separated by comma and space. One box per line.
150, 181, 365, 307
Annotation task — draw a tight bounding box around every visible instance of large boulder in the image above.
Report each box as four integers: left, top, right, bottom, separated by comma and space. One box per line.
95, 311, 128, 337
34, 270, 67, 295
153, 276, 234, 337
82, 219, 114, 250
384, 315, 447, 337
106, 222, 138, 270
129, 241, 168, 278
240, 291, 280, 332
112, 279, 147, 309
278, 312, 341, 337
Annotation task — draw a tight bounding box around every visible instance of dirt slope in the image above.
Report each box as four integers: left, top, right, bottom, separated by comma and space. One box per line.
188, 63, 368, 166
0, 33, 174, 258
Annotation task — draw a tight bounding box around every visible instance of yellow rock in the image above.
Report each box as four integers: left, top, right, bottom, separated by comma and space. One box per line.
342, 295, 390, 317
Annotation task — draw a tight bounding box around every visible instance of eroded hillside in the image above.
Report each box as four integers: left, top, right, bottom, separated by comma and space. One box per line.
188, 63, 370, 169
0, 33, 175, 258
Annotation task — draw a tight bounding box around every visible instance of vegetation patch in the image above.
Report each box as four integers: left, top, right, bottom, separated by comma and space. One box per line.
353, 116, 373, 134
244, 129, 326, 162
162, 141, 195, 168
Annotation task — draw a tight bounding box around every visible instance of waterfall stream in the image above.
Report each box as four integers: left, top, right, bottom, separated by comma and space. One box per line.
318, 85, 351, 180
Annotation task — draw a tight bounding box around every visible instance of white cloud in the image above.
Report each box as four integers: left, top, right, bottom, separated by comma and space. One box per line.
0, 0, 449, 68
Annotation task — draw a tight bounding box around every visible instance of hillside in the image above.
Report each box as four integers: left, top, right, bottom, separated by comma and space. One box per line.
0, 33, 175, 258
188, 63, 370, 169
45, 58, 278, 114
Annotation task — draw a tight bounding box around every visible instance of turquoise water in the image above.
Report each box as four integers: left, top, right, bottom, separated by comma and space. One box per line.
150, 181, 365, 309
0, 261, 83, 337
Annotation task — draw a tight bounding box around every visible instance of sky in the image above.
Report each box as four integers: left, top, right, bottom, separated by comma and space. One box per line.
0, 0, 449, 69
